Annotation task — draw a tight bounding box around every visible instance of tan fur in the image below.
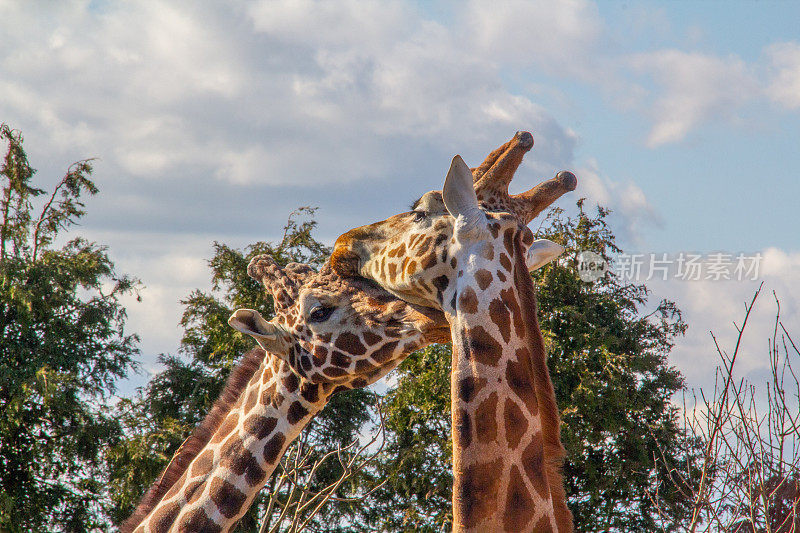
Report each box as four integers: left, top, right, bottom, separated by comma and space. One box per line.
120, 348, 266, 533
512, 234, 573, 532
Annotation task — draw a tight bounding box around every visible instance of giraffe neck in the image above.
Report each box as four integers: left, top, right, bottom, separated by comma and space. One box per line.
444, 235, 571, 532
132, 353, 330, 533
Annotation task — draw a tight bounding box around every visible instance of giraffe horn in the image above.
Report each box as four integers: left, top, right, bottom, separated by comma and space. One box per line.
473, 131, 533, 194
247, 255, 300, 308
443, 155, 487, 238
511, 170, 577, 225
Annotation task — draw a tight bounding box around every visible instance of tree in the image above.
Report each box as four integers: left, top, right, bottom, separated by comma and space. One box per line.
656, 287, 800, 532
353, 201, 696, 532
106, 208, 378, 531
0, 125, 139, 531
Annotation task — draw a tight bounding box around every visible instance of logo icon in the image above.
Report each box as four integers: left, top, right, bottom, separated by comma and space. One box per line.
577, 251, 608, 282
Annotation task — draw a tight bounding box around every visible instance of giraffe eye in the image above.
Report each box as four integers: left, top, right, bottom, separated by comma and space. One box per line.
412, 210, 427, 222
308, 305, 335, 323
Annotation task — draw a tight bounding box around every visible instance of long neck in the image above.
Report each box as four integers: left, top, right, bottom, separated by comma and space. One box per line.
132, 354, 328, 533
445, 237, 571, 532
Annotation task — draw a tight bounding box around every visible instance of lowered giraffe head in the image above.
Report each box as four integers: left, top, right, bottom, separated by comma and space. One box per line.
230, 255, 450, 387
123, 255, 448, 533
330, 131, 576, 532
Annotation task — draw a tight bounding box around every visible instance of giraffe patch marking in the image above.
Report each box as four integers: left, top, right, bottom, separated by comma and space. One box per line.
361, 331, 381, 346
522, 435, 549, 501
466, 325, 503, 366
456, 408, 472, 448
503, 398, 529, 449
370, 341, 399, 363
458, 457, 504, 528
243, 415, 278, 441
475, 391, 499, 444
475, 269, 493, 290
262, 433, 286, 464
151, 501, 180, 531
458, 376, 487, 403
210, 477, 247, 519
211, 414, 239, 444
505, 357, 538, 414
458, 287, 479, 314
178, 506, 221, 533
334, 332, 367, 356
489, 297, 512, 343
499, 253, 512, 272
503, 464, 536, 532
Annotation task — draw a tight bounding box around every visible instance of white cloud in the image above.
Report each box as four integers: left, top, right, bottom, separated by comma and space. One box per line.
628, 50, 758, 147
462, 0, 604, 80
765, 42, 800, 110
648, 247, 800, 395
574, 158, 660, 243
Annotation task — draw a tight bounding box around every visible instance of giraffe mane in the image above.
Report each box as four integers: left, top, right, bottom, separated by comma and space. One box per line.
511, 233, 574, 532
119, 347, 267, 533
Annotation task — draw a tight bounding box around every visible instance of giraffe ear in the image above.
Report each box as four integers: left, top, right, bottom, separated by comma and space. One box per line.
526, 239, 564, 271
443, 155, 487, 238
229, 309, 292, 357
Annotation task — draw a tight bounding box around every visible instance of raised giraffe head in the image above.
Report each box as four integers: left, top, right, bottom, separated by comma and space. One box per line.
330, 130, 575, 312
330, 132, 576, 532
123, 256, 448, 533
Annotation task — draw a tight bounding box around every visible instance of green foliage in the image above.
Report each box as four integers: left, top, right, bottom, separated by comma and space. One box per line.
106, 208, 378, 531
354, 201, 696, 532
0, 125, 139, 531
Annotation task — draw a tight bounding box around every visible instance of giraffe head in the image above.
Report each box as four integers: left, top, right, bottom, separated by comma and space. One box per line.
229, 255, 449, 387
122, 256, 449, 533
330, 131, 576, 311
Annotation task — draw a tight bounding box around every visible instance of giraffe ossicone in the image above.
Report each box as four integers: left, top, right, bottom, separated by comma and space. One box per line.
332, 131, 576, 532
123, 255, 448, 533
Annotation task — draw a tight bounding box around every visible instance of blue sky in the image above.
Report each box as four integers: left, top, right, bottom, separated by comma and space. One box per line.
1, 0, 798, 396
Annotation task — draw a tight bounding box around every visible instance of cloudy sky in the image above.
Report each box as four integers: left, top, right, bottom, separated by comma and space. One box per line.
2, 0, 798, 397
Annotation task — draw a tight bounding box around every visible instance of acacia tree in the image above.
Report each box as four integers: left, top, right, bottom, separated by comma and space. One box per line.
0, 125, 139, 531
354, 202, 696, 532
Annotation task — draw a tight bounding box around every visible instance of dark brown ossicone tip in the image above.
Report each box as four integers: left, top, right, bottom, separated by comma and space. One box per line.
247, 254, 282, 282
515, 130, 534, 150
556, 170, 577, 191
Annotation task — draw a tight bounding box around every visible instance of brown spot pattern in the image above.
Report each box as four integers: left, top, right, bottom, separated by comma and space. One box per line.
243, 415, 277, 440
458, 287, 479, 314
489, 297, 512, 343
474, 392, 499, 444
503, 465, 536, 532
505, 357, 538, 413
178, 507, 221, 533
150, 502, 180, 531
263, 433, 286, 464
466, 326, 503, 366
503, 398, 528, 449
522, 436, 549, 501
458, 457, 504, 528
210, 477, 247, 519
190, 449, 215, 478
458, 376, 487, 403
334, 332, 367, 356
475, 269, 493, 290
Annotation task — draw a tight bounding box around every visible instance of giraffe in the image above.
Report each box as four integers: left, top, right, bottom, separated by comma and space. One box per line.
122, 255, 449, 533
331, 131, 577, 532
